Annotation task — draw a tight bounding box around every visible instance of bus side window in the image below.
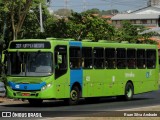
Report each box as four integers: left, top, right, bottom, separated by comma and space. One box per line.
82, 47, 93, 69
137, 49, 146, 69
105, 48, 116, 69
54, 45, 67, 79
93, 47, 104, 69
127, 49, 136, 69
117, 48, 126, 69
146, 49, 156, 69
69, 47, 81, 69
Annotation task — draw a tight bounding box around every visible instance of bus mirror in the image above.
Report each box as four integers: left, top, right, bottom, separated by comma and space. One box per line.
1, 50, 7, 63
58, 54, 62, 64
1, 54, 4, 63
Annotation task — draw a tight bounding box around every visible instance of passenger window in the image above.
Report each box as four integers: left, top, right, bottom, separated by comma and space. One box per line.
137, 49, 146, 69
105, 48, 116, 69
82, 47, 93, 69
70, 47, 81, 69
146, 49, 156, 69
117, 48, 126, 69
93, 48, 104, 69
127, 49, 136, 69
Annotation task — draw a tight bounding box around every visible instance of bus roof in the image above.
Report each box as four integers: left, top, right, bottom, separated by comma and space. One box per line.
9, 38, 157, 50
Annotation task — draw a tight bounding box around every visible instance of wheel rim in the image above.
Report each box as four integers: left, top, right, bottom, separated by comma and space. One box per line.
71, 90, 78, 101
127, 87, 132, 98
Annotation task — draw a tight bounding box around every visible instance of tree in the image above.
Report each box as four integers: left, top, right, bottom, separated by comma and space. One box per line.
115, 21, 140, 43
48, 12, 115, 41
21, 1, 53, 39
82, 8, 101, 15
0, 0, 46, 41
82, 8, 119, 15
115, 21, 158, 44
54, 8, 72, 17
101, 9, 119, 15
69, 12, 115, 41
2, 0, 33, 40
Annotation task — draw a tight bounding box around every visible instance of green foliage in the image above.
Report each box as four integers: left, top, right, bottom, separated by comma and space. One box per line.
81, 8, 101, 15
0, 74, 6, 83
21, 1, 52, 39
47, 12, 115, 41
82, 8, 119, 15
0, 3, 159, 77
0, 2, 157, 47
101, 9, 119, 15
0, 0, 51, 41
54, 8, 72, 17
141, 39, 158, 45
114, 21, 156, 44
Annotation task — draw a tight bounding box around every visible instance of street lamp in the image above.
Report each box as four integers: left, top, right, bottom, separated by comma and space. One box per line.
29, 3, 44, 33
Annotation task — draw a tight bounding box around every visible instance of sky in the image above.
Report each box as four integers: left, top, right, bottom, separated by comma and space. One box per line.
48, 0, 149, 13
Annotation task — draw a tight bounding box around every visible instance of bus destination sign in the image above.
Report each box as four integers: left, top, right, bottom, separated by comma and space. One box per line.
10, 42, 51, 49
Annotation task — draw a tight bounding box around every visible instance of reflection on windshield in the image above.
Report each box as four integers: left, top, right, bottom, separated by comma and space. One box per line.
8, 52, 53, 76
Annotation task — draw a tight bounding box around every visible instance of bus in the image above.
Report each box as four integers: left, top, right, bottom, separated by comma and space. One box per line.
4, 38, 159, 105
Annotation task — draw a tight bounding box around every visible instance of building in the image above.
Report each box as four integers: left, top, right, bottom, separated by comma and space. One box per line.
148, 0, 160, 6
111, 0, 160, 49
111, 0, 160, 28
111, 7, 160, 28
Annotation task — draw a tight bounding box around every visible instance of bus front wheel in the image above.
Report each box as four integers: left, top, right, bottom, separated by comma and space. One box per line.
124, 82, 134, 101
65, 86, 80, 105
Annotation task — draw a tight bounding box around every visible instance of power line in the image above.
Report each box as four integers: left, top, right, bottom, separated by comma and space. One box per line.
82, 0, 87, 11
49, 0, 149, 11
49, 2, 147, 8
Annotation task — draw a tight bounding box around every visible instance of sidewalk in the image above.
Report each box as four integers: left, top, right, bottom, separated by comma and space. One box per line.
0, 97, 26, 104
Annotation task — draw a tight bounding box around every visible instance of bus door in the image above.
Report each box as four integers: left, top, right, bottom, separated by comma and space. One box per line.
69, 42, 83, 92
54, 45, 68, 98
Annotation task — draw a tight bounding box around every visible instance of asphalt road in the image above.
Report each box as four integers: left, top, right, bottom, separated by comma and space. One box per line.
0, 90, 160, 117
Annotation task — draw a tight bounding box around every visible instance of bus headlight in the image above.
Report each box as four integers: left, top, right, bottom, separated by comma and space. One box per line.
41, 83, 52, 91
41, 86, 46, 91
47, 83, 51, 88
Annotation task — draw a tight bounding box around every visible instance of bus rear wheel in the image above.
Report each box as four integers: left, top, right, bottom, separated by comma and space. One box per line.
28, 99, 43, 105
124, 82, 134, 101
65, 86, 80, 105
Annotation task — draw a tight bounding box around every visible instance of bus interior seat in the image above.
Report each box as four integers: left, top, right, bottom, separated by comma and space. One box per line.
35, 66, 51, 73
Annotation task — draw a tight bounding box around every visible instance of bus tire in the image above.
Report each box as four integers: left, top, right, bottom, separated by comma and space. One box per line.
28, 99, 43, 105
66, 86, 80, 105
124, 82, 134, 101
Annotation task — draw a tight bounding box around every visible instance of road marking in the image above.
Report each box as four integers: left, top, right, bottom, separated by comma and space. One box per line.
117, 105, 160, 111
36, 105, 160, 120
39, 117, 81, 120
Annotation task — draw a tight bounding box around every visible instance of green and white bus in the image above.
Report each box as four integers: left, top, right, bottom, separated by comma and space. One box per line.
4, 38, 159, 105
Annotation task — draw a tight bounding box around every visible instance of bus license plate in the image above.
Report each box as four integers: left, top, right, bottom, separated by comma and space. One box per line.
22, 93, 30, 96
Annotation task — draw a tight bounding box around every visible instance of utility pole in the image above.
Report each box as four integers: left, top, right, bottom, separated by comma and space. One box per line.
39, 3, 44, 32
110, 0, 113, 15
64, 0, 69, 17
2, 13, 6, 41
83, 0, 87, 11
64, 0, 69, 9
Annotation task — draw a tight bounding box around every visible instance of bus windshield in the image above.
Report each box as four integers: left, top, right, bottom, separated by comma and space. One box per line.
7, 52, 53, 76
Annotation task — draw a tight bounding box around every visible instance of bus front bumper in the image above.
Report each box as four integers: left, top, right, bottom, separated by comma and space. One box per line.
6, 85, 55, 99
